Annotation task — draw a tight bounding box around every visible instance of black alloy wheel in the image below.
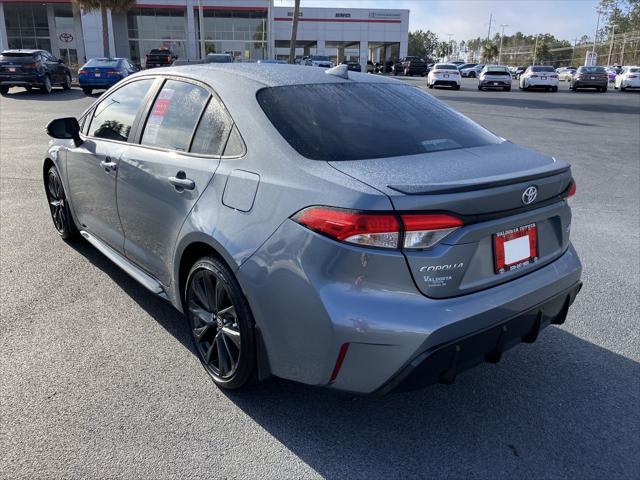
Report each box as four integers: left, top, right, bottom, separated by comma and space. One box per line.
63, 72, 72, 90
45, 166, 77, 240
186, 257, 256, 389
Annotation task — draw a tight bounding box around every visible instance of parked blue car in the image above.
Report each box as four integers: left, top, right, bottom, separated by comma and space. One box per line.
78, 57, 138, 95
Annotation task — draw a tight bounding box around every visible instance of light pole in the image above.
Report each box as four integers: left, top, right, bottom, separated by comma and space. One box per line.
532, 33, 539, 65
590, 8, 604, 66
447, 33, 454, 60
198, 0, 205, 59
498, 24, 509, 64
607, 24, 617, 65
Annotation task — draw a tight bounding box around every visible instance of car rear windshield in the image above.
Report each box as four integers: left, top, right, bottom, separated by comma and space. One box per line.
531, 66, 555, 72
150, 49, 170, 55
86, 59, 119, 67
206, 55, 232, 63
485, 67, 510, 74
580, 66, 606, 73
312, 56, 330, 61
257, 83, 501, 161
0, 52, 35, 59
630, 68, 640, 73
435, 64, 458, 70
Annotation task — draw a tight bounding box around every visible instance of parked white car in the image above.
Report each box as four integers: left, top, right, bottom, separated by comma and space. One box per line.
556, 67, 576, 81
299, 55, 334, 68
614, 66, 640, 91
427, 63, 461, 90
519, 66, 559, 91
478, 65, 512, 91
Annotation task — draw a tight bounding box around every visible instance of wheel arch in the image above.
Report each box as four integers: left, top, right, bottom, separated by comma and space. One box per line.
174, 234, 272, 381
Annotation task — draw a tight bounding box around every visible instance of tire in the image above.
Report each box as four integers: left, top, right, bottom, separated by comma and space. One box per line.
40, 75, 52, 94
478, 85, 483, 90
185, 256, 257, 390
552, 86, 558, 92
82, 87, 92, 96
428, 84, 433, 89
454, 85, 461, 90
621, 85, 626, 91
62, 72, 72, 90
0, 86, 8, 95
469, 71, 476, 78
24, 86, 32, 92
505, 86, 511, 91
393, 69, 398, 76
45, 165, 78, 240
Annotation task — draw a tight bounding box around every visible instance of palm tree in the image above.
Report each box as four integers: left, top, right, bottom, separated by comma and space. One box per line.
481, 41, 499, 63
73, 0, 136, 58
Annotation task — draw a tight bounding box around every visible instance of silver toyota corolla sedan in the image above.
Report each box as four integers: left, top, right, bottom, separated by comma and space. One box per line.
43, 64, 582, 394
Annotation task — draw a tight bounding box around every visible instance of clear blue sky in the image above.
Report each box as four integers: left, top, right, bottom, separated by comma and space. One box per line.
275, 0, 602, 42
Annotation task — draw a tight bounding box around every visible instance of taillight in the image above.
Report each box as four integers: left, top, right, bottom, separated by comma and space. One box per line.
106, 69, 120, 76
530, 74, 538, 78
78, 68, 87, 75
22, 62, 38, 69
401, 214, 464, 249
550, 74, 558, 78
292, 207, 463, 250
293, 207, 400, 249
629, 74, 638, 78
566, 179, 577, 198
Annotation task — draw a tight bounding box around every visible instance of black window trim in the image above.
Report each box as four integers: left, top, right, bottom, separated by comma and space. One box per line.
79, 73, 246, 158
131, 73, 246, 159
82, 76, 160, 146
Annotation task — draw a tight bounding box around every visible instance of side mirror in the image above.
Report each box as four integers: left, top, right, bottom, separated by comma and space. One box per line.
46, 117, 82, 147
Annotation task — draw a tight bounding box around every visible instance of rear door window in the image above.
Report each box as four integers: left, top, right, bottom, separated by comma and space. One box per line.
141, 80, 209, 152
88, 79, 154, 142
189, 96, 233, 156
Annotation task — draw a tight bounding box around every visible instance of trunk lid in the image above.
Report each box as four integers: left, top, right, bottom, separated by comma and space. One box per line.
329, 141, 573, 298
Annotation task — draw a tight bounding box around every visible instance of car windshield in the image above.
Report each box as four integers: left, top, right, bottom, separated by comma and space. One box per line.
86, 59, 120, 67
312, 56, 330, 61
435, 64, 458, 70
257, 83, 501, 161
580, 66, 605, 73
531, 66, 555, 72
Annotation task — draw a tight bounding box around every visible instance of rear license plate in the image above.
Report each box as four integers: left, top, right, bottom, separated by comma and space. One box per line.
590, 76, 595, 80
8, 67, 16, 72
94, 73, 101, 77
541, 76, 547, 80
444, 74, 449, 78
493, 223, 538, 274
493, 82, 499, 85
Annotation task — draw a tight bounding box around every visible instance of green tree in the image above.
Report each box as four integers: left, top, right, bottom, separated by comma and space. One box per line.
408, 30, 440, 62
481, 41, 499, 62
73, 0, 136, 58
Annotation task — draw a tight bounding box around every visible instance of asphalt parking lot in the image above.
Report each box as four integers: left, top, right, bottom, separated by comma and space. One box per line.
1, 77, 639, 479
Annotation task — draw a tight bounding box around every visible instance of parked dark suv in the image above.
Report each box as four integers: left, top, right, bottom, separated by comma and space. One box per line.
393, 56, 428, 76
0, 49, 72, 95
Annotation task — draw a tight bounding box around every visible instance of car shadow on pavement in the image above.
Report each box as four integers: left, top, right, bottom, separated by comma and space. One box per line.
1, 88, 88, 101
67, 238, 639, 479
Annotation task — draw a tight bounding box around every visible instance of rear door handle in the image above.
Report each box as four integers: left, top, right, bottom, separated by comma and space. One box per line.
100, 158, 117, 171
169, 172, 195, 191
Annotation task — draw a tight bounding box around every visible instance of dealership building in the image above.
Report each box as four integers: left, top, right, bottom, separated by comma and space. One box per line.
0, 0, 409, 68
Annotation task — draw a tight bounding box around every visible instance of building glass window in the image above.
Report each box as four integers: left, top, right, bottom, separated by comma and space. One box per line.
127, 8, 187, 64
3, 3, 51, 50
195, 9, 267, 61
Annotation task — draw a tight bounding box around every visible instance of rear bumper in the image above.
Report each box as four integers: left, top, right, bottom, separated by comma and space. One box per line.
375, 281, 582, 394
432, 80, 460, 86
480, 79, 511, 87
527, 79, 559, 87
239, 216, 583, 394
574, 80, 607, 88
0, 74, 43, 87
78, 77, 120, 88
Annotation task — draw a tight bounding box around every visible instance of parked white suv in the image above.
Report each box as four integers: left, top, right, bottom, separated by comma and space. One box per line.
519, 66, 559, 91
